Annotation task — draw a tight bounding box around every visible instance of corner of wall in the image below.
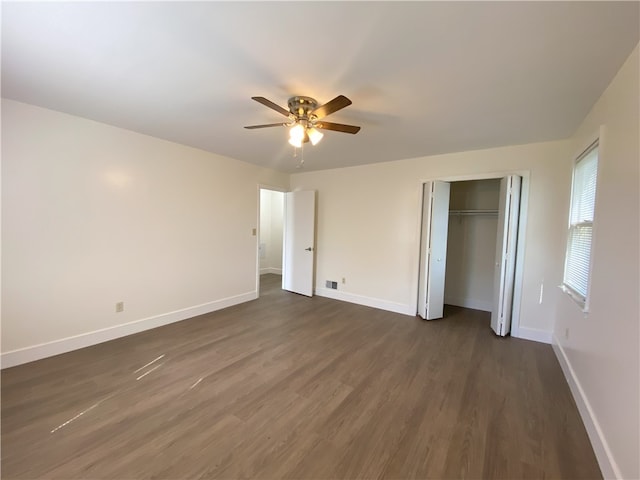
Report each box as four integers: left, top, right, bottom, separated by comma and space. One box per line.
551, 336, 619, 479
511, 327, 552, 344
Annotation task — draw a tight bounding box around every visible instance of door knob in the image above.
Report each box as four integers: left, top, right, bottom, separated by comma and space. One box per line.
305, 247, 313, 251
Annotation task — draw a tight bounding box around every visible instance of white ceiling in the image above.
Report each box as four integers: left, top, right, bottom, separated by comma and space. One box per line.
2, 2, 639, 173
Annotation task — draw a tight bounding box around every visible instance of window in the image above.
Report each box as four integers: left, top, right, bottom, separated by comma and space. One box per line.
563, 141, 598, 308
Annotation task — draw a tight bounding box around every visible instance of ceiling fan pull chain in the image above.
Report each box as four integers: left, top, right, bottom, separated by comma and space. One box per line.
296, 143, 305, 168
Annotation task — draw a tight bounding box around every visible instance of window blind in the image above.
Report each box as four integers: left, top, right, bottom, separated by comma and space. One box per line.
563, 143, 598, 302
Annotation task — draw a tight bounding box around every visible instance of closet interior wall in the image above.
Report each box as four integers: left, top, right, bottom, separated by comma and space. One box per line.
444, 179, 500, 312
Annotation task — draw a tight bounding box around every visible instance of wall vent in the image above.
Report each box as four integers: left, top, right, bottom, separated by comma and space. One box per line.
325, 280, 338, 289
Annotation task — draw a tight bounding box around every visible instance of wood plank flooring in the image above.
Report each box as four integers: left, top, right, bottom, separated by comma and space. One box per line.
1, 274, 601, 479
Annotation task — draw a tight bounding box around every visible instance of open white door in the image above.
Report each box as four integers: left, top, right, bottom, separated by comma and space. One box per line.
491, 175, 521, 336
417, 181, 451, 320
283, 190, 316, 297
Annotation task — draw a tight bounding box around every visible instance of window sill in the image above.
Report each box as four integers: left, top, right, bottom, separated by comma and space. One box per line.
559, 285, 589, 313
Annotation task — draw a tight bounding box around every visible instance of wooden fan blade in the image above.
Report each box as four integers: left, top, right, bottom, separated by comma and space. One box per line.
316, 121, 361, 134
251, 97, 290, 117
244, 123, 286, 129
311, 95, 352, 119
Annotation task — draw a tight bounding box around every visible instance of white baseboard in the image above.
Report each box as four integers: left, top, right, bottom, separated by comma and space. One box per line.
444, 296, 492, 312
1, 291, 257, 369
260, 268, 282, 275
552, 336, 618, 479
511, 326, 552, 344
315, 287, 415, 316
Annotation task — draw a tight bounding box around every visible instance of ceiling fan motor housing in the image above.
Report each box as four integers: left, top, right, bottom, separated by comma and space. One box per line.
288, 96, 319, 122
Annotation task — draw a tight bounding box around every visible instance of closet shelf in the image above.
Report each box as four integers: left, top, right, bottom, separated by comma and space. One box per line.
449, 209, 498, 216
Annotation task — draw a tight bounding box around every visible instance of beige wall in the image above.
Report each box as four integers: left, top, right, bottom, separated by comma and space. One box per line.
552, 44, 639, 479
1, 99, 289, 365
291, 138, 571, 340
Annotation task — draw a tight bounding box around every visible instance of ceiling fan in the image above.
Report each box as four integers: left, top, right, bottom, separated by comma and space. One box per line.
245, 95, 361, 148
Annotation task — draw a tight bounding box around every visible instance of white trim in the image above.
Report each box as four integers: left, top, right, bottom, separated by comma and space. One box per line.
552, 335, 619, 479
511, 326, 552, 344
257, 183, 289, 194
444, 296, 492, 312
559, 284, 588, 312
315, 287, 415, 316
1, 291, 257, 369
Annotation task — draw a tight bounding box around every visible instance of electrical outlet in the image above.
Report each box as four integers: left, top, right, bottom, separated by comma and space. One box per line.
342, 277, 346, 284
116, 302, 124, 313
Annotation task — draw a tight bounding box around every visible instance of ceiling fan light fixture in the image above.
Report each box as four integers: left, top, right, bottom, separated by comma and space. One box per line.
288, 136, 303, 148
288, 123, 304, 148
289, 123, 305, 147
307, 127, 324, 146
289, 123, 305, 141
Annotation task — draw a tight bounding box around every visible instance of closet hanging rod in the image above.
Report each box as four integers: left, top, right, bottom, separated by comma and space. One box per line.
449, 209, 499, 216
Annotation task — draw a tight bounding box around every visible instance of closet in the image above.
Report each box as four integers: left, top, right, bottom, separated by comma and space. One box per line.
417, 175, 521, 336
444, 179, 500, 312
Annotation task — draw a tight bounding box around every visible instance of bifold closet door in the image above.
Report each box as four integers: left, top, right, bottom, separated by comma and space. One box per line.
418, 181, 451, 320
491, 176, 521, 336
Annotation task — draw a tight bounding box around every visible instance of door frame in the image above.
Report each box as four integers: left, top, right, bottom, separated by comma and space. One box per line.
414, 171, 530, 338
256, 184, 287, 297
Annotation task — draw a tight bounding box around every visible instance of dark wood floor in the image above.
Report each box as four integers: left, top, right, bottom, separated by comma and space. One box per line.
2, 274, 601, 479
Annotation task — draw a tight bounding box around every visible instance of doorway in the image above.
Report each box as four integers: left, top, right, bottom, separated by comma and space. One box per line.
417, 174, 526, 336
257, 188, 317, 298
258, 188, 285, 295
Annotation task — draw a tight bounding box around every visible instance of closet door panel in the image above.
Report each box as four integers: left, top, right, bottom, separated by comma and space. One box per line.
418, 181, 451, 320
491, 175, 521, 336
